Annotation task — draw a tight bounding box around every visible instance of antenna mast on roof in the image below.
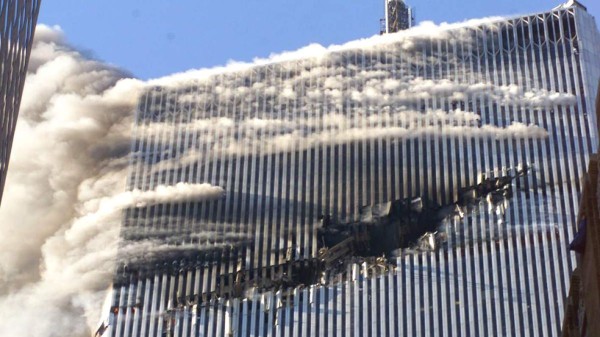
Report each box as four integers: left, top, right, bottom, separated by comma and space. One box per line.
380, 0, 415, 35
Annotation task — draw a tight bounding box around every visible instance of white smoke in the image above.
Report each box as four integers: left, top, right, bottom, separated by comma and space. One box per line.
152, 18, 506, 86
0, 26, 224, 337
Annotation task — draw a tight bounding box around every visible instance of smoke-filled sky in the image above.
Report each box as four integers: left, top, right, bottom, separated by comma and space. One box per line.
39, 0, 600, 79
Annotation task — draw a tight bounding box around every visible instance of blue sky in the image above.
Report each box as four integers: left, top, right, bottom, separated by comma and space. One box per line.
39, 1, 599, 80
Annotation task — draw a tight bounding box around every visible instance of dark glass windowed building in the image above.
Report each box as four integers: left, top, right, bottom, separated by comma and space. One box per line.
382, 0, 414, 34
107, 2, 600, 336
0, 0, 41, 204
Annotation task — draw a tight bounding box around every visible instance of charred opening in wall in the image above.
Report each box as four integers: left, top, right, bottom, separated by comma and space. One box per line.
194, 165, 531, 304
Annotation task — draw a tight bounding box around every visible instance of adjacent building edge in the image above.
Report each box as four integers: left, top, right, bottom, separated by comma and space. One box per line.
0, 0, 42, 204
562, 79, 600, 337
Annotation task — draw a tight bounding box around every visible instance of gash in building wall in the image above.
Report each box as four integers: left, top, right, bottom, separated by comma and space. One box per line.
0, 0, 41, 203
107, 3, 600, 337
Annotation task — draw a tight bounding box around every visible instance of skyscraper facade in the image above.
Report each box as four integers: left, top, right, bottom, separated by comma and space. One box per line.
0, 0, 41, 204
382, 0, 414, 34
107, 2, 600, 337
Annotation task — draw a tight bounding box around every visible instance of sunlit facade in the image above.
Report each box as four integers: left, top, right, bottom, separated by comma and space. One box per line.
0, 0, 41, 204
107, 3, 600, 336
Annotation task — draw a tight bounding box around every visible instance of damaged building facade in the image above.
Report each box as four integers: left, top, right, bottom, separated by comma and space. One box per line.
105, 2, 600, 337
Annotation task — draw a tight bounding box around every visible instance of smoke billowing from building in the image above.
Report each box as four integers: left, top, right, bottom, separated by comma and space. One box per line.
0, 26, 225, 337
1, 3, 600, 337
110, 4, 599, 337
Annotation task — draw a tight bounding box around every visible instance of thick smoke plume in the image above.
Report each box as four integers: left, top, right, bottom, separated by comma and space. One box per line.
0, 26, 223, 337
0, 25, 139, 337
